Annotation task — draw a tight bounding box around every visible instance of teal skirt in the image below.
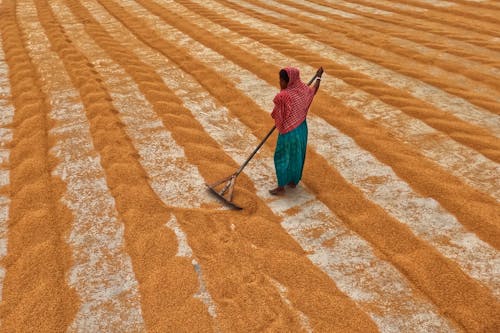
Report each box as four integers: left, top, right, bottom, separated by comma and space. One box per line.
274, 121, 308, 187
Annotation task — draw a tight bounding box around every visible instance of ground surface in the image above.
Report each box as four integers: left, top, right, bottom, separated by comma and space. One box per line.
0, 0, 499, 332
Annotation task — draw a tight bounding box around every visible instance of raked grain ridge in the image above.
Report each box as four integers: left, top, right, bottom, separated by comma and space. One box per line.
0, 0, 499, 332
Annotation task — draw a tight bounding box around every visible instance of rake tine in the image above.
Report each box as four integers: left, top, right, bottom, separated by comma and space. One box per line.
227, 176, 236, 202
207, 174, 234, 188
219, 177, 233, 196
206, 175, 242, 210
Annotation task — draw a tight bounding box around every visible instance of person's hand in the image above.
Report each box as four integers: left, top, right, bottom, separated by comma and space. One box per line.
316, 67, 324, 78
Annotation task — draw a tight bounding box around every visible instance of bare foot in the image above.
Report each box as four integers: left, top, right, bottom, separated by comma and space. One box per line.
269, 186, 285, 196
287, 181, 296, 188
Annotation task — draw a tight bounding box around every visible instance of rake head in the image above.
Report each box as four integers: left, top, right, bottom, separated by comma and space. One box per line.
205, 173, 243, 210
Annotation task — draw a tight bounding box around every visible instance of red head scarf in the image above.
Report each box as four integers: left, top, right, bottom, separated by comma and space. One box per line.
271, 67, 316, 134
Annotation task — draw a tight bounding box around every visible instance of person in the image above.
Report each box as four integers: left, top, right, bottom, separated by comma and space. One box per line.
269, 66, 323, 195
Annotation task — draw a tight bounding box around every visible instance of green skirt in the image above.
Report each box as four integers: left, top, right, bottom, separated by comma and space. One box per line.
274, 121, 308, 187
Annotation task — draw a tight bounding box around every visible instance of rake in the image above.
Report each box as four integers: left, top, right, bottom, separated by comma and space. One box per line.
206, 74, 318, 210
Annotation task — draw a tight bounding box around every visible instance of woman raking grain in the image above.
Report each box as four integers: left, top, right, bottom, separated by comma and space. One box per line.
270, 66, 324, 195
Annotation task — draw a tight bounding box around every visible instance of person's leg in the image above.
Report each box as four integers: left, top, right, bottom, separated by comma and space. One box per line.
296, 122, 308, 184
289, 122, 308, 188
269, 186, 285, 195
271, 133, 290, 195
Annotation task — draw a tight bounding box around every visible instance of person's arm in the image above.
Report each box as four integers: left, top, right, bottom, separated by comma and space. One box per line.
271, 93, 285, 130
313, 67, 324, 94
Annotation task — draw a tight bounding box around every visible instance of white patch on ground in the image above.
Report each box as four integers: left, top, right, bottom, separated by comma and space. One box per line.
0, 18, 14, 307
358, 0, 428, 12
267, 277, 313, 333
166, 216, 193, 258
143, 0, 500, 300
414, 0, 455, 7
185, 0, 500, 201
20, 1, 145, 331
113, 2, 461, 330
65, 0, 220, 324
166, 216, 217, 319
254, 0, 360, 19
223, 0, 288, 19
316, 0, 391, 16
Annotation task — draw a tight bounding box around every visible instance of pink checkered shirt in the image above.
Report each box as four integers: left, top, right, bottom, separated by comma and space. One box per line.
271, 67, 317, 134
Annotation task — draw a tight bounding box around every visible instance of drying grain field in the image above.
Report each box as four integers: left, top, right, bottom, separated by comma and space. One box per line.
0, 0, 499, 331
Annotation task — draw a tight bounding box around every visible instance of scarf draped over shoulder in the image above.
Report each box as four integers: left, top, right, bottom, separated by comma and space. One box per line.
271, 67, 316, 134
